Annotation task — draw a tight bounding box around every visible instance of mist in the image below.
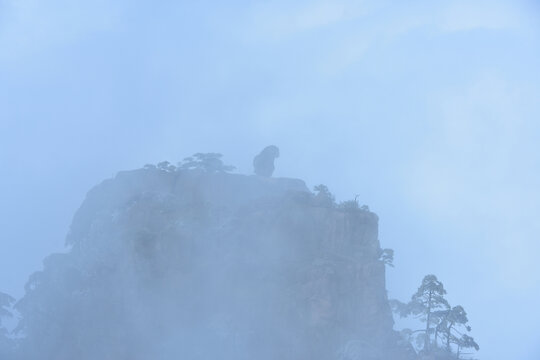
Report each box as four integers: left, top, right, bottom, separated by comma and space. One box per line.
1, 1, 540, 359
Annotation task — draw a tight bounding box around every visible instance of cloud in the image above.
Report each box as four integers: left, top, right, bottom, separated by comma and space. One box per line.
246, 0, 367, 40
246, 0, 532, 78
405, 71, 540, 289
0, 0, 120, 64
439, 0, 526, 32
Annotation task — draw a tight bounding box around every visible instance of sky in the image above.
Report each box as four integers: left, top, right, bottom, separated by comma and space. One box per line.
1, 0, 539, 359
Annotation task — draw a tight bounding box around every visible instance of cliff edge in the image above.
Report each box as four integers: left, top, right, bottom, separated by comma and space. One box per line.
15, 167, 413, 360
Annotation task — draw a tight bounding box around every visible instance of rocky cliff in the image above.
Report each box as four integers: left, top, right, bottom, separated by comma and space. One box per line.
15, 167, 413, 360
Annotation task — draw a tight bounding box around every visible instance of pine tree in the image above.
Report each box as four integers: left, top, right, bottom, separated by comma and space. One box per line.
390, 275, 479, 359
436, 305, 479, 358
390, 275, 450, 354
409, 275, 450, 353
455, 334, 479, 359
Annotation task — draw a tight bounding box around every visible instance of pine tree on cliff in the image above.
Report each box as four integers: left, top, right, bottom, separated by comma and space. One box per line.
391, 276, 479, 358
439, 305, 468, 350
412, 275, 450, 352
179, 153, 235, 172
455, 334, 479, 359
396, 275, 450, 353
436, 305, 479, 358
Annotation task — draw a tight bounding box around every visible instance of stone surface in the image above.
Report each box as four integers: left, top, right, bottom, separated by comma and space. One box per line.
16, 168, 413, 360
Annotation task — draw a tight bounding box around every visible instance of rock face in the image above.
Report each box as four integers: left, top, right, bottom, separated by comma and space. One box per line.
15, 168, 412, 360
252, 145, 280, 177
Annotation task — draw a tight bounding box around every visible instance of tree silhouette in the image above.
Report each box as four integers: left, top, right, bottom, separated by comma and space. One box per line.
391, 275, 450, 354
313, 184, 335, 207
435, 305, 479, 358
455, 334, 479, 359
156, 161, 177, 172
180, 153, 235, 172
410, 275, 450, 352
378, 248, 394, 268
391, 275, 479, 359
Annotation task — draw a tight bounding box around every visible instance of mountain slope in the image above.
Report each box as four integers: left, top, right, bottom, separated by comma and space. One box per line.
15, 167, 413, 360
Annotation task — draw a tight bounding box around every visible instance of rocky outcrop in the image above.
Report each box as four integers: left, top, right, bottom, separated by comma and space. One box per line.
15, 167, 413, 360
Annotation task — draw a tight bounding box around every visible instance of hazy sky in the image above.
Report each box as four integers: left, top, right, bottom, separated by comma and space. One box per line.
1, 1, 539, 359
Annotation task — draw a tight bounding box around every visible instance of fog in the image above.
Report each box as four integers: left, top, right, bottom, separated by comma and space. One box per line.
1, 1, 540, 359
